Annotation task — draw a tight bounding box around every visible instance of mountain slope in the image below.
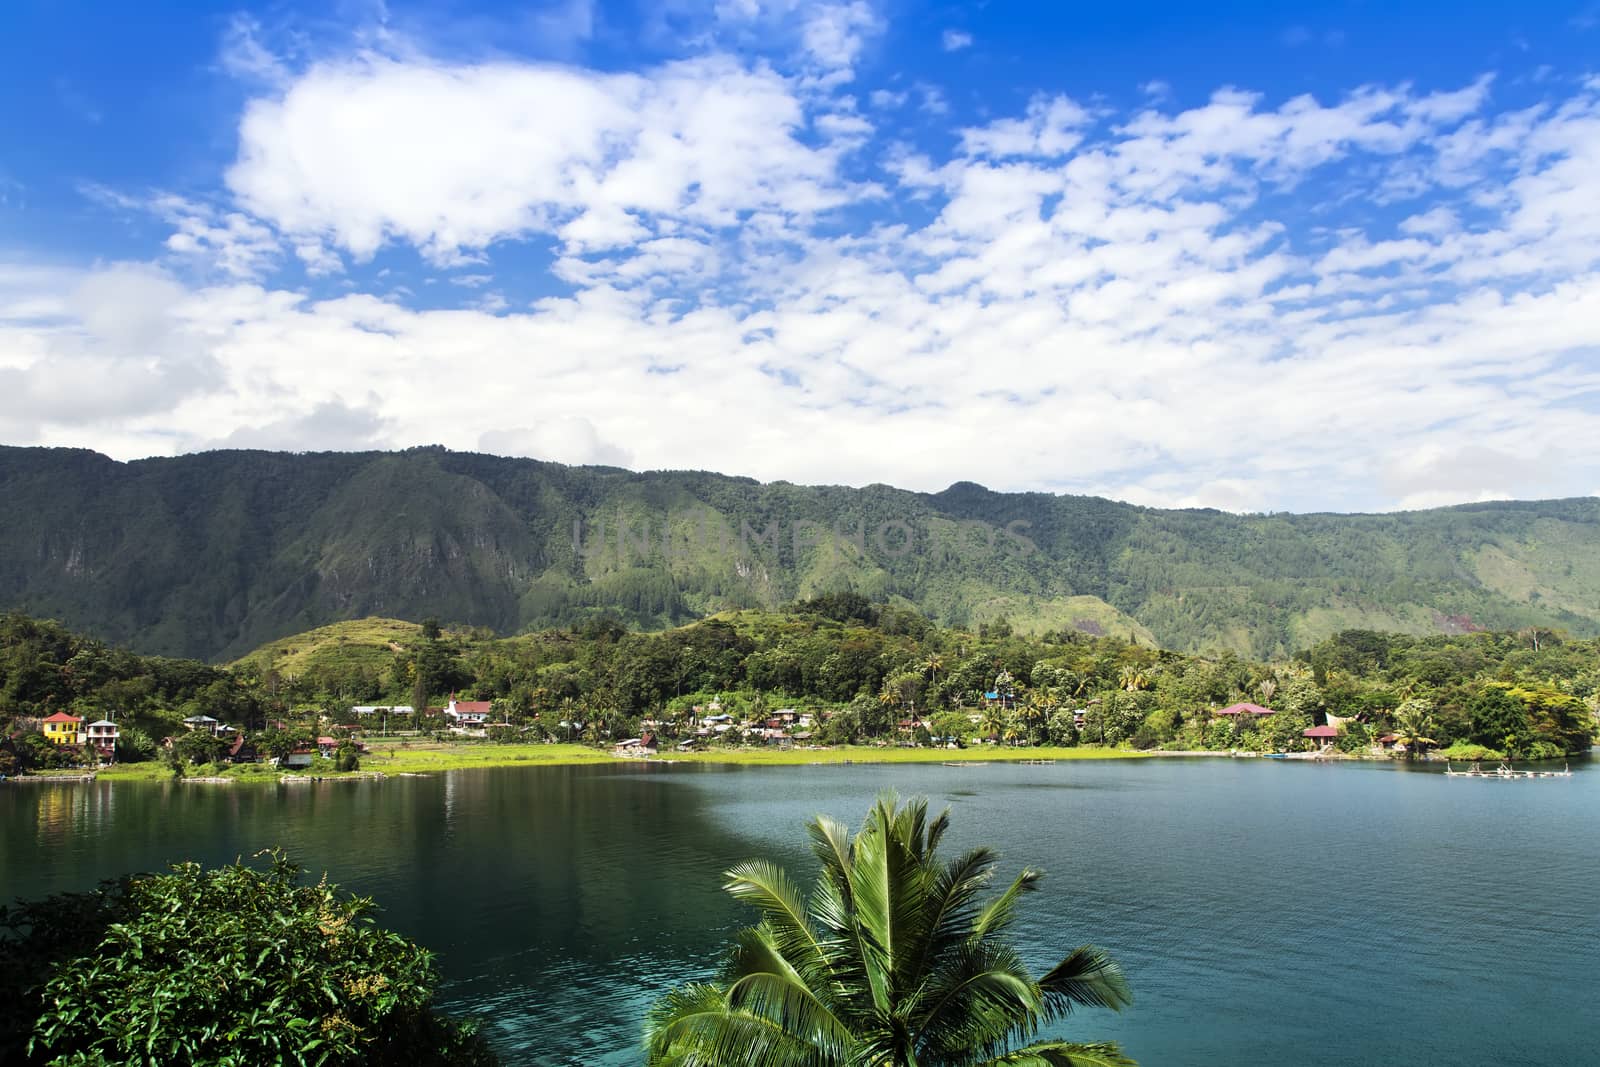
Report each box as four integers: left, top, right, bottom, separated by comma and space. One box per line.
2, 445, 1597, 660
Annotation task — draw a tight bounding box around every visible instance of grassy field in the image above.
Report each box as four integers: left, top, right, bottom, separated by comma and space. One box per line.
358, 740, 1160, 772
661, 744, 1157, 766
61, 742, 1171, 783
359, 740, 618, 774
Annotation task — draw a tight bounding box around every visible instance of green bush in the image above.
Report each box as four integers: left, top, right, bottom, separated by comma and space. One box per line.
112, 726, 157, 763
3, 853, 496, 1065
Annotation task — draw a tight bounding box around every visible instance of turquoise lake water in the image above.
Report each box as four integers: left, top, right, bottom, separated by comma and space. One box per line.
4, 757, 1598, 1065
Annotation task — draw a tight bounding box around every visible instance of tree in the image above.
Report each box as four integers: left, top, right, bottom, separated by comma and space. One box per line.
6, 853, 495, 1065
645, 794, 1133, 1067
171, 728, 228, 767
1392, 698, 1437, 761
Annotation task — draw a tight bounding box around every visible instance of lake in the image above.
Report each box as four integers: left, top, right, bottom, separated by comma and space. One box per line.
5, 757, 1599, 1065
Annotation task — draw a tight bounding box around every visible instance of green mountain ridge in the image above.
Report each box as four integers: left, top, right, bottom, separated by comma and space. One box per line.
3, 445, 1598, 661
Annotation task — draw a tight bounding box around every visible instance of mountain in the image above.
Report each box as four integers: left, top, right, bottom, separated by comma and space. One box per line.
2, 445, 1598, 662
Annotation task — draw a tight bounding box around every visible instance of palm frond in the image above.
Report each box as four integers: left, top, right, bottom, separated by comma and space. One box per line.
644, 981, 828, 1067
976, 1040, 1138, 1066
1038, 946, 1131, 1016
913, 944, 1044, 1060
898, 846, 999, 1014
724, 859, 831, 978
807, 814, 857, 907
969, 867, 1043, 943
724, 967, 855, 1062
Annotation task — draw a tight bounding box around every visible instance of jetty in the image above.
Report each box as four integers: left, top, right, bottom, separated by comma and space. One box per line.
1444, 761, 1572, 780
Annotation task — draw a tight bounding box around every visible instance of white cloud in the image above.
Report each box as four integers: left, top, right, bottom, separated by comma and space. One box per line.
959, 94, 1093, 157
799, 2, 880, 71
480, 417, 634, 467
941, 29, 972, 52
227, 53, 865, 265
11, 43, 1600, 513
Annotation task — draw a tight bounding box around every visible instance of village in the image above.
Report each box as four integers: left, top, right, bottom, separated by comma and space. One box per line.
15, 689, 1418, 777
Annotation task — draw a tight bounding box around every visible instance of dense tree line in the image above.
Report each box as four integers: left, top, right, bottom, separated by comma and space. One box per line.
4, 606, 1595, 766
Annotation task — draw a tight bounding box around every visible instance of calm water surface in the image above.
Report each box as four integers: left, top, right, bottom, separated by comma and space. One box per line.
4, 758, 1598, 1065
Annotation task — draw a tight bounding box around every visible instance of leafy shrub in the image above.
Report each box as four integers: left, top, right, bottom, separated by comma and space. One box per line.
5, 853, 496, 1065
112, 726, 157, 763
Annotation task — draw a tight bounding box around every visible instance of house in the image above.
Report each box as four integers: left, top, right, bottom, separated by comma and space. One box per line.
1216, 702, 1276, 718
226, 735, 259, 764
612, 733, 659, 757
1303, 725, 1339, 746
445, 698, 493, 727
42, 712, 84, 746
281, 748, 314, 769
317, 736, 341, 757
182, 714, 224, 734
85, 719, 119, 760
351, 705, 413, 717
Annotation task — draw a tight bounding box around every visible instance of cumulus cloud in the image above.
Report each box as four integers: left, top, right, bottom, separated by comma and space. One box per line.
9, 30, 1600, 513
210, 398, 390, 452
480, 417, 634, 467
941, 29, 972, 51
227, 53, 866, 266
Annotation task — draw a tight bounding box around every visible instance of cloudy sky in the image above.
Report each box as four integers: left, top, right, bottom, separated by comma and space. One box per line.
3, 0, 1599, 513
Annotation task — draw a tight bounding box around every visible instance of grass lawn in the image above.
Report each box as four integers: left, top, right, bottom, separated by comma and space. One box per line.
88, 763, 173, 781
358, 740, 616, 774
662, 744, 1153, 766
63, 742, 1164, 782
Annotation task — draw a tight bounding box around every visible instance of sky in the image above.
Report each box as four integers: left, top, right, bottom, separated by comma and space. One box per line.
2, 0, 1599, 514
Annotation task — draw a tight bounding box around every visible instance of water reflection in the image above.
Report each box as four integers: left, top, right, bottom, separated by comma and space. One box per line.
5, 760, 1599, 1067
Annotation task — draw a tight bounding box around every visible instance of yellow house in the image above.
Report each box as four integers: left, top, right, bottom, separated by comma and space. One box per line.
42, 712, 84, 746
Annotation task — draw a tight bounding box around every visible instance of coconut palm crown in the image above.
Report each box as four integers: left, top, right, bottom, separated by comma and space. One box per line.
645, 794, 1134, 1067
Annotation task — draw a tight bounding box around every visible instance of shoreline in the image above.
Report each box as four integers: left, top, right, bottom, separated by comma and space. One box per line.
10, 743, 1349, 783
20, 743, 1579, 784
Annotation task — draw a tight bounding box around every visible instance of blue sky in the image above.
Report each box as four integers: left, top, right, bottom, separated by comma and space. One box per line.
3, 0, 1599, 512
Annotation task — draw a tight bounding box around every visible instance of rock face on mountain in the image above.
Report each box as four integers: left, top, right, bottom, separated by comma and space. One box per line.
3, 445, 1597, 661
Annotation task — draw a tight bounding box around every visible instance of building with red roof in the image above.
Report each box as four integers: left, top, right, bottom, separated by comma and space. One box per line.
1216, 702, 1275, 717
446, 697, 493, 727
1303, 725, 1340, 740
42, 712, 84, 746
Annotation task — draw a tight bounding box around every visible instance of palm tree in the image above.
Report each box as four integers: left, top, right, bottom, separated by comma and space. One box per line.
1393, 699, 1437, 762
645, 795, 1133, 1066
978, 705, 1010, 744
1117, 666, 1148, 693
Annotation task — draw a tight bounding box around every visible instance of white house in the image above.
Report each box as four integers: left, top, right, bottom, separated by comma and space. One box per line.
85, 719, 119, 761
181, 715, 224, 735
445, 699, 493, 728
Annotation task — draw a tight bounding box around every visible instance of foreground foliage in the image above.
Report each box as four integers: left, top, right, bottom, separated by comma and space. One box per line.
0, 853, 496, 1066
646, 794, 1133, 1066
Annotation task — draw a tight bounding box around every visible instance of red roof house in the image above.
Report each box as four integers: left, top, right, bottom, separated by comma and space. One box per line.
1302, 725, 1340, 739
1216, 702, 1275, 716
41, 712, 85, 746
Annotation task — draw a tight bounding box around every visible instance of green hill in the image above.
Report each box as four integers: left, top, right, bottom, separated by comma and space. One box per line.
2, 445, 1598, 661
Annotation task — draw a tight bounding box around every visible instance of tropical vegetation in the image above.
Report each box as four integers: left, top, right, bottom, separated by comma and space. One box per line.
0, 852, 495, 1065
645, 794, 1133, 1066
2, 604, 1597, 775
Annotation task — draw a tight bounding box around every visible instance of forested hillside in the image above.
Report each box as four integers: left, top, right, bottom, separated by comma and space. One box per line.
2, 445, 1598, 660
